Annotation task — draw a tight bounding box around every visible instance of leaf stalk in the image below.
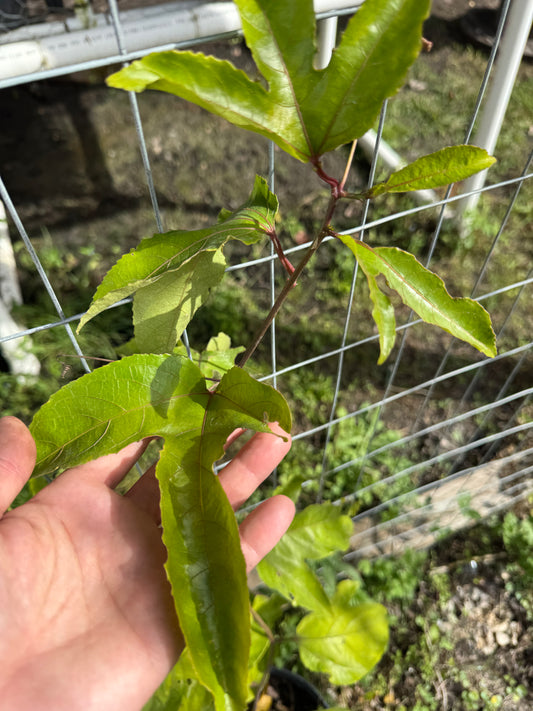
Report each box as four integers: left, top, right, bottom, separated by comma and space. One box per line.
238, 186, 340, 368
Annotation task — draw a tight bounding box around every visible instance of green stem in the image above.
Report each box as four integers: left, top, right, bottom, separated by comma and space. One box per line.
250, 607, 278, 711
251, 643, 278, 711
250, 605, 275, 644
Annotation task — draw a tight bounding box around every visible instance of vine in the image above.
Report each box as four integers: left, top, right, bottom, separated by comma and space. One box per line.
28, 1, 496, 709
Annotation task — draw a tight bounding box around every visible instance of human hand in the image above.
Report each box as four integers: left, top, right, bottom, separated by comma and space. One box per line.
0, 416, 294, 711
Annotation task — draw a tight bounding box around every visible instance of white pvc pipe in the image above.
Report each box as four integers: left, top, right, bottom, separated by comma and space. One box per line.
0, 199, 21, 308
0, 201, 41, 376
0, 2, 182, 43
459, 0, 533, 214
0, 0, 365, 83
316, 15, 338, 69
0, 2, 239, 80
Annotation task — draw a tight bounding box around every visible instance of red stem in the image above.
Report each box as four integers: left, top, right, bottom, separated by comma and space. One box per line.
268, 228, 296, 280
237, 156, 353, 368
238, 191, 339, 368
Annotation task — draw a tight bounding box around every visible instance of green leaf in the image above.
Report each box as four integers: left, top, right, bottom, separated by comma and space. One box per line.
143, 669, 215, 711
299, 0, 431, 157
257, 504, 353, 612
366, 274, 396, 364
77, 176, 278, 353
107, 0, 431, 162
297, 579, 389, 684
198, 333, 246, 380
368, 146, 496, 197
121, 332, 245, 379
120, 332, 244, 379
29, 354, 291, 711
158, 441, 247, 711
173, 341, 245, 382
338, 237, 497, 360
133, 248, 226, 354
272, 472, 307, 504
248, 593, 286, 688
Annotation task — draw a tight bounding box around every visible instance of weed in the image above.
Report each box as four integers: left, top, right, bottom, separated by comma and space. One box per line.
501, 510, 533, 620
333, 510, 533, 710
357, 549, 428, 607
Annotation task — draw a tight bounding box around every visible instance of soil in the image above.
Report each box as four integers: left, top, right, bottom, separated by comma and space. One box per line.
331, 530, 533, 710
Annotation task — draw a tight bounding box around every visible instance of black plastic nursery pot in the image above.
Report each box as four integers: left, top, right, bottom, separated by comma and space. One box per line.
257, 668, 329, 711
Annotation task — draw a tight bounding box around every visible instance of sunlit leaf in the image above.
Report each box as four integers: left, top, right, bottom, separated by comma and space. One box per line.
120, 333, 245, 379
143, 668, 215, 711
30, 354, 290, 711
338, 237, 497, 360
297, 580, 389, 684
368, 146, 496, 197
133, 248, 226, 354
256, 508, 387, 689
77, 176, 278, 352
366, 273, 396, 364
198, 333, 246, 380
172, 337, 246, 382
172, 342, 245, 382
107, 0, 431, 162
257, 504, 353, 612
248, 593, 286, 690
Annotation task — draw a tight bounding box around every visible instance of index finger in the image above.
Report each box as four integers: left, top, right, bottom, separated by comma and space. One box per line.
0, 416, 37, 514
218, 423, 291, 510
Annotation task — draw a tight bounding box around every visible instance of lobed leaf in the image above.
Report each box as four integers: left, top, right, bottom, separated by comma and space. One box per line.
302, 0, 430, 156
172, 333, 245, 381
107, 0, 431, 162
256, 506, 388, 686
338, 237, 497, 361
29, 354, 291, 711
77, 176, 278, 353
257, 504, 353, 612
297, 579, 389, 684
368, 146, 496, 197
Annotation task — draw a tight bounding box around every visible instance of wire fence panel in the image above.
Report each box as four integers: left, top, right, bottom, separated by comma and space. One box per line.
0, 0, 532, 558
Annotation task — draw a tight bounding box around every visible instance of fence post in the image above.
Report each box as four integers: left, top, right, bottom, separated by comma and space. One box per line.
458, 0, 533, 214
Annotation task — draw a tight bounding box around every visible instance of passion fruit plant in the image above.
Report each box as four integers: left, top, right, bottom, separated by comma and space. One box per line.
28, 1, 496, 709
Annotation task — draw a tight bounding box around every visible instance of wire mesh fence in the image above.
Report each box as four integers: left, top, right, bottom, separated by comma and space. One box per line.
0, 0, 532, 559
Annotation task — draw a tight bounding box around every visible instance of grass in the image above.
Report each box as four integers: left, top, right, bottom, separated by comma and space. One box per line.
379, 43, 533, 181
259, 506, 533, 711
348, 508, 533, 711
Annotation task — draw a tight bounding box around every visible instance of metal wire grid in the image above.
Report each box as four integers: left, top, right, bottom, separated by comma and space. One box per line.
1, 0, 532, 555
0, 0, 166, 34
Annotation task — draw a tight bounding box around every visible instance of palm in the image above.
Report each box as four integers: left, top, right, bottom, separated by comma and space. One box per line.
1, 468, 180, 710
0, 417, 293, 711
